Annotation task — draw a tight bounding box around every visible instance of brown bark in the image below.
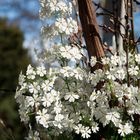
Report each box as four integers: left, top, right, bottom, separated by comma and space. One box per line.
78, 0, 105, 59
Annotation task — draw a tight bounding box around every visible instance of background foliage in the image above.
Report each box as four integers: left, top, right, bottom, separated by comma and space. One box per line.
0, 18, 31, 140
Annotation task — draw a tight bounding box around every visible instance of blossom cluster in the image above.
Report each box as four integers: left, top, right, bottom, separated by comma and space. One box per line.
16, 0, 140, 139
39, 0, 78, 38
16, 52, 140, 139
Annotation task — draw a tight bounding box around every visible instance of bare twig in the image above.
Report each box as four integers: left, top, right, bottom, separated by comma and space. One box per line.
93, 1, 113, 14
134, 0, 140, 5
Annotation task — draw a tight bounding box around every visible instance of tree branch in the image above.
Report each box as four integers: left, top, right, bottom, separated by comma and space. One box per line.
78, 0, 105, 61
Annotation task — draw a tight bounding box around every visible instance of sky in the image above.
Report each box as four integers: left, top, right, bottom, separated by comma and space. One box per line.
134, 11, 140, 38
0, 0, 41, 48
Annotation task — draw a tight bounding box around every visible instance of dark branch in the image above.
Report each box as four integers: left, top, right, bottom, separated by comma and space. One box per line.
134, 0, 140, 5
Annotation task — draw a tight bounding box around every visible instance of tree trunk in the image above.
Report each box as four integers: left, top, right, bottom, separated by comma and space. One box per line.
78, 0, 105, 60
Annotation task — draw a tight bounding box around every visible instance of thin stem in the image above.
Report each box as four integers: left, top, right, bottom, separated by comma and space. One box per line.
130, 0, 135, 46
93, 1, 113, 14
125, 0, 130, 86
97, 12, 126, 30
60, 33, 63, 45
113, 0, 119, 54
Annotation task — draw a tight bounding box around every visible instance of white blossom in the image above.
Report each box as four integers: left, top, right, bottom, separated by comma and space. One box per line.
28, 82, 40, 94
73, 68, 83, 80
101, 57, 110, 65
69, 47, 82, 61
74, 124, 84, 134
60, 45, 82, 61
90, 56, 97, 67
135, 54, 140, 64
54, 102, 62, 114
26, 65, 36, 79
64, 92, 79, 102
55, 18, 67, 34
55, 17, 78, 35
81, 126, 91, 139
60, 66, 72, 77
54, 114, 64, 122
66, 17, 78, 34
36, 109, 50, 128
90, 90, 97, 101
91, 122, 99, 133
53, 114, 64, 129
18, 72, 26, 86
60, 45, 72, 59
110, 54, 119, 66
36, 66, 46, 77
46, 0, 72, 15
115, 68, 126, 80
128, 66, 139, 76
18, 107, 29, 123
26, 96, 35, 107
106, 71, 116, 80
105, 110, 120, 126
41, 80, 54, 92
118, 123, 133, 136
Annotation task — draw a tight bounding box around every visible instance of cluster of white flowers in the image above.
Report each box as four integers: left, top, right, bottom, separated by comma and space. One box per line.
60, 66, 84, 80
39, 0, 78, 38
16, 53, 140, 139
55, 17, 78, 35
74, 124, 91, 139
16, 0, 140, 139
39, 0, 72, 18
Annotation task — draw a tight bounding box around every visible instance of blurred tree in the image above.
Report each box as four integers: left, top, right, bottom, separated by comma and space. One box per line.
0, 0, 41, 53
0, 18, 31, 140
0, 0, 40, 32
